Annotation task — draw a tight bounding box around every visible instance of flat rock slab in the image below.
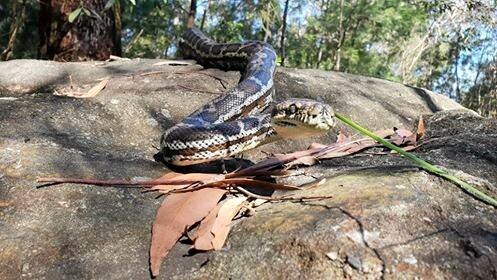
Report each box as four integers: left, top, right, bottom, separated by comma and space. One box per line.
1, 59, 496, 279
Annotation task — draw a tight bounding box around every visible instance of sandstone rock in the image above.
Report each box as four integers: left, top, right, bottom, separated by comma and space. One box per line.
0, 59, 495, 279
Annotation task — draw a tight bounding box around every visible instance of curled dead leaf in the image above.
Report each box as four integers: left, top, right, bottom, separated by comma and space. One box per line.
416, 115, 426, 141
54, 77, 110, 98
210, 196, 248, 250
191, 203, 222, 251
149, 172, 225, 193
153, 59, 195, 66
150, 188, 227, 277
192, 196, 248, 251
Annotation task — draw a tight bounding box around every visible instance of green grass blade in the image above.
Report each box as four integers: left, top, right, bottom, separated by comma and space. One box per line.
334, 112, 497, 207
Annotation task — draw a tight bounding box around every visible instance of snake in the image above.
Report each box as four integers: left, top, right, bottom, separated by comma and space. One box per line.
159, 28, 335, 166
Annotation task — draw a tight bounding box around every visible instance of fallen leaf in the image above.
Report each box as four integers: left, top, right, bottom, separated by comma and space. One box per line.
108, 55, 130, 61
83, 77, 110, 98
214, 178, 300, 190
150, 172, 225, 193
191, 203, 222, 251
416, 115, 425, 141
249, 198, 268, 208
336, 131, 351, 143
54, 77, 110, 98
390, 128, 417, 146
0, 201, 12, 207
150, 187, 227, 277
374, 129, 396, 138
153, 59, 195, 66
210, 196, 248, 250
285, 155, 318, 167
308, 142, 327, 149
235, 127, 420, 172
393, 128, 413, 138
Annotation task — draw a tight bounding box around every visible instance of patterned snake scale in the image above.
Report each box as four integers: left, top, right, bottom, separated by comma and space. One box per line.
159, 28, 334, 166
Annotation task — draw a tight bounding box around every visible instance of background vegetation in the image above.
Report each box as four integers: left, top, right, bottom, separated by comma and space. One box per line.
0, 0, 496, 117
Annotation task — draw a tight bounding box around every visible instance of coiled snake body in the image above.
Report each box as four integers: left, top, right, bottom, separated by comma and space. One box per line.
160, 28, 335, 166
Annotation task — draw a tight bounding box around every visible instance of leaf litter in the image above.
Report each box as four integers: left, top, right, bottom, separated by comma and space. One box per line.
37, 120, 426, 276
54, 76, 110, 98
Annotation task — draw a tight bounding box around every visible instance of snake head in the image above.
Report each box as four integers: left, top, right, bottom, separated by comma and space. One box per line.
271, 98, 335, 139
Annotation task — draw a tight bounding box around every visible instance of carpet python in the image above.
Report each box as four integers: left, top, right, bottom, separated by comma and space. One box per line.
159, 28, 335, 166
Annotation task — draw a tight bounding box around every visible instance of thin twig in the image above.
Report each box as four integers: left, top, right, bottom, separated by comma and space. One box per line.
36, 177, 199, 186
138, 70, 171, 77
234, 186, 332, 202
177, 84, 221, 94
175, 70, 230, 88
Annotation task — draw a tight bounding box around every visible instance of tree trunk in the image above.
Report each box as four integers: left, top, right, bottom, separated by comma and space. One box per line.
187, 0, 197, 29
200, 0, 210, 31
334, 0, 344, 71
112, 0, 122, 57
1, 0, 27, 61
316, 37, 324, 68
37, 0, 120, 61
280, 0, 290, 66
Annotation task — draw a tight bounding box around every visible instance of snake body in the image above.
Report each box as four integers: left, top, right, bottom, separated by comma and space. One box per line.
160, 28, 334, 166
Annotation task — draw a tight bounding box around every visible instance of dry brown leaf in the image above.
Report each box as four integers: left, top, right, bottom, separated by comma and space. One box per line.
150, 172, 225, 193
150, 188, 227, 277
285, 155, 318, 167
314, 151, 351, 160
391, 128, 416, 146
153, 59, 195, 66
84, 77, 110, 98
215, 178, 301, 190
54, 77, 110, 98
401, 145, 418, 152
210, 196, 248, 250
416, 115, 426, 141
237, 126, 419, 172
147, 172, 183, 192
231, 157, 292, 177
108, 55, 130, 61
192, 196, 248, 251
308, 142, 327, 149
336, 131, 351, 143
0, 201, 12, 208
374, 129, 396, 138
191, 203, 222, 250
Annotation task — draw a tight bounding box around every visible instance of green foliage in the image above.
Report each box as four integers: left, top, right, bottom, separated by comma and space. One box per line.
121, 0, 188, 58
68, 7, 82, 23
1, 0, 496, 117
462, 59, 497, 118
336, 112, 497, 207
0, 0, 38, 59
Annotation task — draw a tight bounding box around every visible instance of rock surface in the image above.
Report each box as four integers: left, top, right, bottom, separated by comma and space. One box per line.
1, 59, 496, 279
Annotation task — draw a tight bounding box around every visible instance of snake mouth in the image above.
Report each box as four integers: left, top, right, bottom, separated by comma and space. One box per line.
271, 118, 332, 139
270, 98, 335, 139
273, 120, 298, 127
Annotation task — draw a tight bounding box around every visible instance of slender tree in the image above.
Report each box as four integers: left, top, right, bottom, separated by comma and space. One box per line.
200, 0, 210, 31
1, 0, 27, 61
187, 0, 196, 28
112, 0, 122, 57
333, 0, 344, 71
280, 0, 290, 66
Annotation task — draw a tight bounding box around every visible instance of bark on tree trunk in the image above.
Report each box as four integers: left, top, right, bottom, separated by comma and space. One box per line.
112, 0, 122, 57
334, 0, 344, 71
1, 0, 27, 61
187, 0, 197, 29
280, 0, 290, 67
200, 0, 209, 31
37, 0, 120, 61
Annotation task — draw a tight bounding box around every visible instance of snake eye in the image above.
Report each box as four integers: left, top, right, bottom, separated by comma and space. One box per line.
288, 104, 297, 114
